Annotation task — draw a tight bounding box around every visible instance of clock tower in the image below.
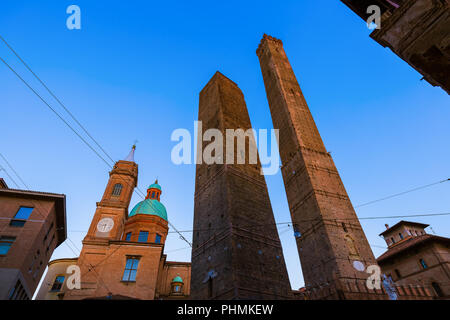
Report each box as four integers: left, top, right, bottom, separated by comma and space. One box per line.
61, 145, 191, 300
84, 145, 138, 242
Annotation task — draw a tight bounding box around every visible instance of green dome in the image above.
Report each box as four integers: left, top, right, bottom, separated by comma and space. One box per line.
129, 199, 167, 221
172, 276, 183, 283
148, 182, 162, 191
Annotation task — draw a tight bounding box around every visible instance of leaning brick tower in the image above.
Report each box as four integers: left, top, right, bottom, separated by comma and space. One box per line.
257, 34, 386, 299
190, 71, 292, 300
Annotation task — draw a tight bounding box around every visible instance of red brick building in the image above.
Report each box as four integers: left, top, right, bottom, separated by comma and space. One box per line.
49, 146, 191, 300
377, 221, 450, 299
0, 178, 66, 300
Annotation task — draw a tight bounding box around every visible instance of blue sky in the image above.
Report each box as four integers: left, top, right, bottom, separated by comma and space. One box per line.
1, 1, 449, 293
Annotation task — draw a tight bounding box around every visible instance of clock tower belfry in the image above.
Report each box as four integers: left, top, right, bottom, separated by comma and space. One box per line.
84, 145, 138, 242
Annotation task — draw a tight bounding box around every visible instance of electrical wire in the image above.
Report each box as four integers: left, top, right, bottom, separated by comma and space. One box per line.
0, 35, 115, 165
67, 212, 450, 235
355, 178, 450, 208
0, 56, 113, 168
0, 45, 191, 246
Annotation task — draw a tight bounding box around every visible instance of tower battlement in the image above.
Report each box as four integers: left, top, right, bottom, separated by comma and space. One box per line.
256, 34, 283, 56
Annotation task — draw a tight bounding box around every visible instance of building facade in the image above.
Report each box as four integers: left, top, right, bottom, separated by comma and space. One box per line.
190, 72, 293, 299
0, 178, 66, 300
377, 221, 450, 299
341, 0, 450, 94
42, 147, 192, 300
35, 258, 78, 300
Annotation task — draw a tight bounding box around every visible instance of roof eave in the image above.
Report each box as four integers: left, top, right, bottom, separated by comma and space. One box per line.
377, 235, 450, 263
379, 220, 430, 236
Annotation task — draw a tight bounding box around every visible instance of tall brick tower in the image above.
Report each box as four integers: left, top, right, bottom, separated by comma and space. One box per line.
256, 35, 385, 299
64, 146, 192, 300
83, 147, 138, 243
190, 72, 292, 300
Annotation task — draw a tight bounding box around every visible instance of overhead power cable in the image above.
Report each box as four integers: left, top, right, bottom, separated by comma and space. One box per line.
67, 212, 450, 235
0, 153, 30, 189
0, 156, 50, 222
0, 37, 191, 247
0, 56, 113, 168
0, 35, 115, 165
0, 165, 20, 189
355, 178, 450, 208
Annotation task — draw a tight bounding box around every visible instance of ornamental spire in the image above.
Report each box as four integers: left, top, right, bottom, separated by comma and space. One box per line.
124, 144, 136, 162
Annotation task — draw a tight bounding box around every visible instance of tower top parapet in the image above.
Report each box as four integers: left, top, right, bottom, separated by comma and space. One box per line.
256, 34, 283, 56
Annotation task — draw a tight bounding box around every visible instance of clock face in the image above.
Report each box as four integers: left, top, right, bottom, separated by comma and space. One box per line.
97, 217, 114, 233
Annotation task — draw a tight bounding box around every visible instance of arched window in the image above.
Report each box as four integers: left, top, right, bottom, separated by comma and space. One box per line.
112, 184, 123, 196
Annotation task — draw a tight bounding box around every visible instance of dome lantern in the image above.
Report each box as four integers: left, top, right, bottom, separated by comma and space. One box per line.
147, 179, 162, 201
